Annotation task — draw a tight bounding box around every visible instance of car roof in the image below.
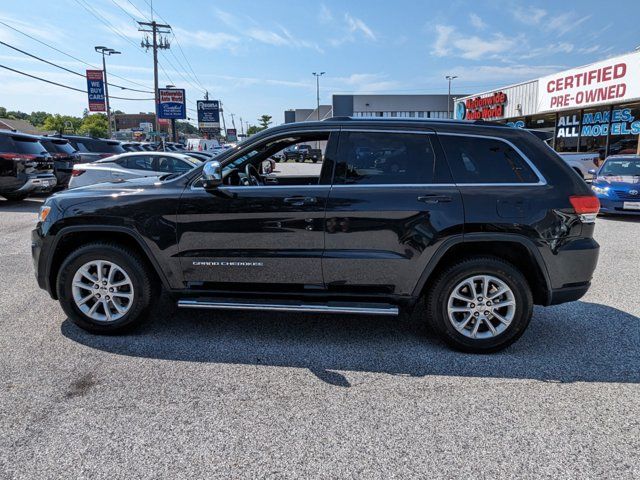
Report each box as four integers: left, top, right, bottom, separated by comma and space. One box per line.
0, 129, 47, 141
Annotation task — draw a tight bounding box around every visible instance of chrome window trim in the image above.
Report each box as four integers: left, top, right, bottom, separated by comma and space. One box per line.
436, 132, 547, 186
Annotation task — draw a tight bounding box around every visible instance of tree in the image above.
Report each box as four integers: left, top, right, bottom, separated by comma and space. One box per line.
175, 121, 198, 135
29, 111, 49, 127
79, 113, 108, 137
247, 125, 261, 136
258, 114, 272, 130
0, 107, 6, 118
43, 114, 67, 134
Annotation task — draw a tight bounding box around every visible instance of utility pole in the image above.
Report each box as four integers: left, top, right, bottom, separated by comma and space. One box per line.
165, 84, 177, 143
220, 101, 227, 140
445, 75, 458, 119
312, 72, 325, 121
239, 116, 244, 136
230, 113, 236, 130
139, 20, 171, 137
94, 46, 120, 138
245, 120, 249, 136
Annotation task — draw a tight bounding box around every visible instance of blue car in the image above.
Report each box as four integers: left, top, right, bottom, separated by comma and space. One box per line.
590, 155, 640, 215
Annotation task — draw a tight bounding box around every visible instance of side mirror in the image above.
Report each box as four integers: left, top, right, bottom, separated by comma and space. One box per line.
262, 159, 275, 175
588, 168, 597, 175
202, 160, 222, 190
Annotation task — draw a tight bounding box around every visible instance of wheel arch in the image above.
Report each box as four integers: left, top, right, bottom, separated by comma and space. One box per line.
413, 234, 553, 306
47, 226, 170, 300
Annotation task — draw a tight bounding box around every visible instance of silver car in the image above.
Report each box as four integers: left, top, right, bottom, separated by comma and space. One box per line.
68, 152, 201, 189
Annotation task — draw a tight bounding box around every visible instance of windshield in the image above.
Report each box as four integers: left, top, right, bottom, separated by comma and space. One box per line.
600, 158, 640, 176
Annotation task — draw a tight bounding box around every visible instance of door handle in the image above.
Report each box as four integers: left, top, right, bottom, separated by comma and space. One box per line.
417, 194, 453, 204
284, 196, 317, 206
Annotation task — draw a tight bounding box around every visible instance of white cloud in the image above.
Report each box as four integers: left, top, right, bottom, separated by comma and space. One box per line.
331, 73, 400, 93
545, 13, 591, 36
345, 13, 376, 41
172, 27, 241, 51
520, 42, 574, 59
212, 8, 320, 51
319, 4, 333, 23
431, 25, 515, 60
469, 13, 487, 30
432, 25, 454, 57
511, 6, 547, 25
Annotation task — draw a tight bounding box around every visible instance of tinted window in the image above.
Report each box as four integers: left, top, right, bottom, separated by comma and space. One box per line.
51, 141, 75, 155
155, 156, 193, 174
40, 140, 58, 155
12, 137, 47, 155
334, 132, 435, 185
73, 138, 125, 154
439, 135, 538, 184
124, 156, 154, 171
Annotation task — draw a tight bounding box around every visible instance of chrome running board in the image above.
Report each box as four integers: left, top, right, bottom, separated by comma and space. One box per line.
177, 299, 399, 316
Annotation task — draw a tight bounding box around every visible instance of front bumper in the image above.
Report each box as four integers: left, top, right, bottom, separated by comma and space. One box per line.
598, 196, 640, 215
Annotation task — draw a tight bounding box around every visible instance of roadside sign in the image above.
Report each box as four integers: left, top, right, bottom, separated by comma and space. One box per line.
226, 128, 237, 142
197, 100, 220, 132
86, 70, 106, 112
157, 88, 186, 119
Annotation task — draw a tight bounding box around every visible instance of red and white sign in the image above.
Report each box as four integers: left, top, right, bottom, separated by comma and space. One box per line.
538, 51, 640, 112
464, 92, 507, 120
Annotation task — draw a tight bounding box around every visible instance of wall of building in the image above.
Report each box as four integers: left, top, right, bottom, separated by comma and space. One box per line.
334, 94, 466, 119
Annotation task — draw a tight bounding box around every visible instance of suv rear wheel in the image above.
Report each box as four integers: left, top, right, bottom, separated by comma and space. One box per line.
425, 257, 533, 353
56, 243, 155, 334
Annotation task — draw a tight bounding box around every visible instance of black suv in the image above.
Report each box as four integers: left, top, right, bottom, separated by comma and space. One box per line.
61, 135, 125, 162
38, 136, 81, 189
32, 118, 600, 352
1, 130, 56, 200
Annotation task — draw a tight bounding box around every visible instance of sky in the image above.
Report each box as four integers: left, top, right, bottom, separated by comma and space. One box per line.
0, 0, 639, 127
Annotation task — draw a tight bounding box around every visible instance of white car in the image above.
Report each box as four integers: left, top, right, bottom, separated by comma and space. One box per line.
68, 152, 201, 189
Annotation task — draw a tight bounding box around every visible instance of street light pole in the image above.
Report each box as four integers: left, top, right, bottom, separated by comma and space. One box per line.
312, 72, 325, 121
95, 46, 121, 138
445, 75, 458, 119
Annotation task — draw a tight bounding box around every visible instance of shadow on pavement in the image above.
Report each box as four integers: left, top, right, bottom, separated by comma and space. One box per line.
0, 198, 43, 213
61, 299, 640, 386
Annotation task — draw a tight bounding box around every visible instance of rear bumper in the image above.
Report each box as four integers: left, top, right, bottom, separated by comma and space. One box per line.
542, 237, 599, 305
16, 174, 57, 193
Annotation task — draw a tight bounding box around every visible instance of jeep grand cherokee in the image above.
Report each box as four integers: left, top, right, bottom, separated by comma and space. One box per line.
32, 118, 600, 352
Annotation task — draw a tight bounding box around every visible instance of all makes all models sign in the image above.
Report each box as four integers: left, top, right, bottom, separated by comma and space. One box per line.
538, 51, 640, 112
157, 88, 186, 119
86, 70, 106, 112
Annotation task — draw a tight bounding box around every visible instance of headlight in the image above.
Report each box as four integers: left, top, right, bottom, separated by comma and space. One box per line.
38, 206, 51, 223
591, 185, 609, 195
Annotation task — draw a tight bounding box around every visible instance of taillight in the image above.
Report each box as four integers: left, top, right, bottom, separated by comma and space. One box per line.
570, 195, 600, 223
71, 169, 85, 177
0, 153, 37, 161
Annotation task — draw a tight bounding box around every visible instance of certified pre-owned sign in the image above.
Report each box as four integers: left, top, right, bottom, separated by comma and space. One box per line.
157, 88, 186, 119
538, 51, 640, 112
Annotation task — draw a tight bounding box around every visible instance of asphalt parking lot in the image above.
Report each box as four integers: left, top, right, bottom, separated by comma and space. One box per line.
0, 197, 639, 479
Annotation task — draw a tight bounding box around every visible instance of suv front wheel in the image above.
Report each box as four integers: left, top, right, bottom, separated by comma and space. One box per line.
426, 257, 533, 353
56, 243, 155, 334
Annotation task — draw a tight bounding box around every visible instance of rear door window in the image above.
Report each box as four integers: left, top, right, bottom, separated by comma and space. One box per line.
439, 135, 539, 184
125, 155, 154, 171
334, 131, 436, 185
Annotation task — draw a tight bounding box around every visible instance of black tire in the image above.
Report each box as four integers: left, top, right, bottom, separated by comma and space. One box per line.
425, 256, 533, 353
2, 192, 29, 201
56, 242, 156, 334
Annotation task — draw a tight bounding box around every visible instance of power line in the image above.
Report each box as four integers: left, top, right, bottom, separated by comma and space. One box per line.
159, 50, 204, 94
0, 40, 153, 93
0, 19, 151, 90
73, 0, 144, 52
0, 64, 154, 100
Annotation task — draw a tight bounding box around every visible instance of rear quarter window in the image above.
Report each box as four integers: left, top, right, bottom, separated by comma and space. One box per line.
439, 135, 539, 184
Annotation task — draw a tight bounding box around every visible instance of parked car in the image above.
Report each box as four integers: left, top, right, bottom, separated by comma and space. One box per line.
282, 144, 314, 162
556, 151, 600, 180
68, 151, 201, 189
61, 135, 125, 163
33, 117, 600, 353
184, 151, 216, 162
39, 136, 81, 189
121, 142, 145, 152
0, 130, 56, 200
590, 155, 640, 215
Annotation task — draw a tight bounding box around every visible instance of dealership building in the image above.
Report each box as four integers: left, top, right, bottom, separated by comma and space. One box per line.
454, 50, 640, 156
